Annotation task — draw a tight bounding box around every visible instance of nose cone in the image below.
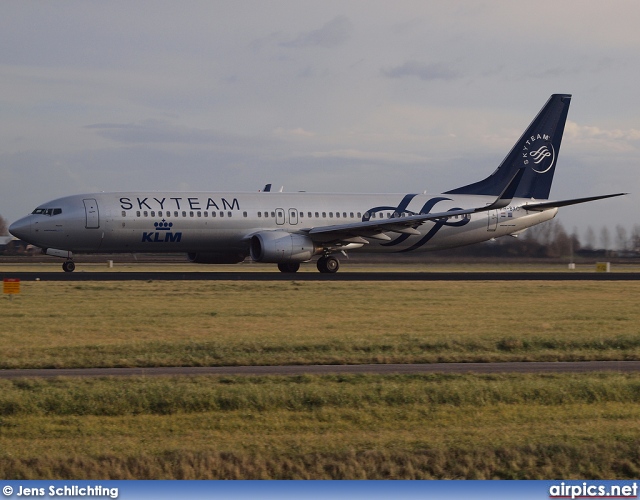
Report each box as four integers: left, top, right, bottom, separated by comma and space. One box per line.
9, 217, 31, 241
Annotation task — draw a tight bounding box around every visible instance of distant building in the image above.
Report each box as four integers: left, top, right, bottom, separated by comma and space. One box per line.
1, 237, 39, 255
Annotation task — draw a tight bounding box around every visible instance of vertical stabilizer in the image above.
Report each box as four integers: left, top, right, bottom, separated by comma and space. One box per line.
445, 94, 571, 199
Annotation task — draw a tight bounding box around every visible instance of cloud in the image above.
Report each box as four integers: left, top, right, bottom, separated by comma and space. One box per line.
273, 127, 316, 138
382, 61, 461, 81
523, 57, 617, 80
309, 149, 428, 164
280, 16, 353, 48
564, 120, 640, 152
85, 120, 217, 145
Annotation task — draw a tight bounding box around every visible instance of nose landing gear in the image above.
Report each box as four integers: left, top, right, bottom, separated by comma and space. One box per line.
62, 260, 76, 273
44, 248, 76, 272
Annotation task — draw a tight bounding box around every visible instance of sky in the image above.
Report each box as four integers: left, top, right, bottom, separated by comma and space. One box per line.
1, 0, 639, 245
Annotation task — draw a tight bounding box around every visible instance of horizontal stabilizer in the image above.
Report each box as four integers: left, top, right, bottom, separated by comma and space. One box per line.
522, 193, 627, 211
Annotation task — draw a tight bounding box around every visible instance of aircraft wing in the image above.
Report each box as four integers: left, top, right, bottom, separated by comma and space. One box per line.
522, 192, 627, 211
306, 169, 526, 244
306, 207, 473, 243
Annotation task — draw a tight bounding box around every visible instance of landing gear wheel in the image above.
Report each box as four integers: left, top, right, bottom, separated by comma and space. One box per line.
62, 261, 76, 273
317, 256, 339, 274
278, 262, 300, 273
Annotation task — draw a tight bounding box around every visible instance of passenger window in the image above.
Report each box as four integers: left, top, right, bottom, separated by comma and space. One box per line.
174, 211, 178, 217
243, 212, 247, 217
335, 212, 340, 218
190, 211, 194, 217
315, 212, 319, 218
322, 212, 326, 218
121, 211, 126, 217
144, 211, 148, 217
329, 212, 333, 218
212, 212, 216, 217
204, 212, 208, 217
228, 212, 232, 217
136, 211, 141, 217
197, 211, 201, 217
258, 212, 262, 217
182, 211, 186, 217
271, 212, 275, 218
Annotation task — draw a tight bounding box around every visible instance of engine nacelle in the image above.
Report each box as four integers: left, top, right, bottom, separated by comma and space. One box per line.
187, 252, 246, 264
250, 231, 320, 263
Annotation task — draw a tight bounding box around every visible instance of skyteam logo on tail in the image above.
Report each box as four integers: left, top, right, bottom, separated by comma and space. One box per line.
522, 133, 555, 174
142, 219, 182, 243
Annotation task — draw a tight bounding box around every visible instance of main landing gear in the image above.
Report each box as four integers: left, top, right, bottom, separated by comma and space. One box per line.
277, 262, 300, 273
275, 255, 340, 274
62, 260, 76, 273
316, 255, 339, 274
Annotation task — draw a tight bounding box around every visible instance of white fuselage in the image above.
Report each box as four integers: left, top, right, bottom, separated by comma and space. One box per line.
10, 191, 557, 256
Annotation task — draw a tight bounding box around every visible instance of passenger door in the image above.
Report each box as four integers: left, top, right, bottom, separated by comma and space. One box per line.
83, 199, 100, 229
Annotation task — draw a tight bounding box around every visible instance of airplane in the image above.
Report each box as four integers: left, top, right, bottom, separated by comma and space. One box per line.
9, 94, 626, 273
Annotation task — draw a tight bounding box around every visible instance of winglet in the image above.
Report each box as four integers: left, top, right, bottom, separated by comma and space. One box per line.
476, 168, 525, 212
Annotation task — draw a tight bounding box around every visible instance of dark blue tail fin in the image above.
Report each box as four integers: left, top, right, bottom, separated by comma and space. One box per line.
445, 94, 571, 200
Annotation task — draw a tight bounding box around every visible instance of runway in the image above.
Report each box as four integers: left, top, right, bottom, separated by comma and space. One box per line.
1, 361, 639, 379
2, 271, 640, 281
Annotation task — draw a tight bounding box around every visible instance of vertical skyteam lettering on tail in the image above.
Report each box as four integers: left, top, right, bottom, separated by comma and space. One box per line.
522, 133, 555, 173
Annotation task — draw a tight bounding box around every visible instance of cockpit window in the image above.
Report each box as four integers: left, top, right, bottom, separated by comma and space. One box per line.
32, 208, 62, 216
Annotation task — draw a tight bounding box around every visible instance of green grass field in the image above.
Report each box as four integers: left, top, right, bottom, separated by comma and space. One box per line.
1, 373, 639, 479
1, 279, 638, 368
1, 270, 639, 478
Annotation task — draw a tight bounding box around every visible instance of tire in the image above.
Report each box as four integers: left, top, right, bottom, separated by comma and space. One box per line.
278, 262, 300, 273
324, 256, 339, 273
62, 261, 76, 273
317, 256, 339, 273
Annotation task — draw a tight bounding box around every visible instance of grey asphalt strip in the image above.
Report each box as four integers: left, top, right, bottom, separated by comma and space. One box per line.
1, 361, 639, 379
2, 272, 640, 281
